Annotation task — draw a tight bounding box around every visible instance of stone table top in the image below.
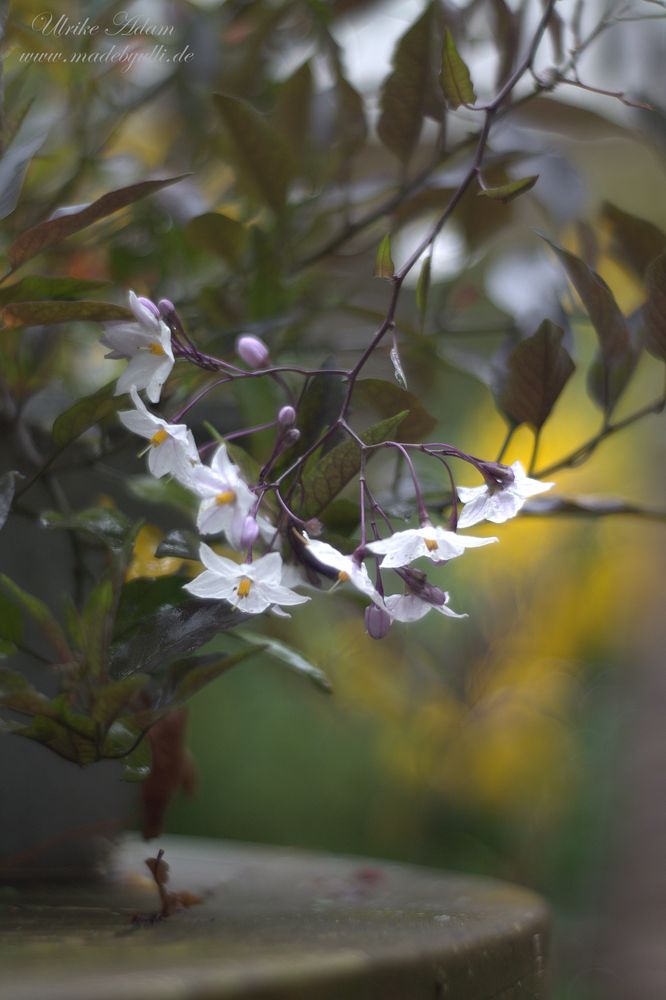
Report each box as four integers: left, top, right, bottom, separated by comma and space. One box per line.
0, 835, 550, 1000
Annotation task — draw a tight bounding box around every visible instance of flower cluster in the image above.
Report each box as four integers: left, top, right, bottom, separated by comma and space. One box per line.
105, 291, 555, 637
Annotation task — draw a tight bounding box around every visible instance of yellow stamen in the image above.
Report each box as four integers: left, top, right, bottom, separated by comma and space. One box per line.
237, 576, 252, 598
149, 342, 166, 356
425, 536, 439, 552
150, 428, 169, 447
338, 570, 350, 582
215, 489, 236, 506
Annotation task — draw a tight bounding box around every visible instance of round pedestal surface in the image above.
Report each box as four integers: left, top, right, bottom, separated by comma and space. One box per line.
0, 835, 549, 999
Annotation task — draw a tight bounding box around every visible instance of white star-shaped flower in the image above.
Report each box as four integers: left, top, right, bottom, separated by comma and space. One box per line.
299, 533, 383, 604
384, 592, 467, 623
457, 461, 554, 528
366, 524, 497, 569
102, 291, 174, 403
186, 444, 257, 549
118, 386, 199, 481
184, 546, 310, 615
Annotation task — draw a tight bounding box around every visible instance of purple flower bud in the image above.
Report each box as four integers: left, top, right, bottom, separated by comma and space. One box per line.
158, 298, 176, 318
278, 405, 297, 428
479, 460, 515, 491
283, 428, 301, 446
137, 296, 160, 318
236, 335, 270, 368
240, 515, 260, 548
365, 605, 392, 640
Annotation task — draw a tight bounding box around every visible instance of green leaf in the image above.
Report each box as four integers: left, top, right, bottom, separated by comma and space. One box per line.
377, 5, 435, 164
296, 411, 408, 519
110, 601, 247, 680
601, 202, 666, 279
542, 235, 633, 413
643, 252, 666, 361
154, 530, 201, 561
91, 675, 148, 727
0, 668, 51, 716
114, 576, 191, 641
52, 380, 124, 448
0, 575, 70, 659
160, 646, 259, 705
214, 93, 293, 213
354, 378, 437, 441
0, 639, 17, 658
479, 175, 539, 204
184, 213, 249, 266
0, 471, 21, 531
1, 300, 131, 330
416, 255, 432, 326
0, 590, 22, 646
492, 321, 575, 429
334, 70, 368, 158
79, 579, 114, 677
11, 712, 97, 765
236, 632, 332, 693
440, 28, 476, 109
275, 61, 313, 160
8, 175, 189, 269
374, 234, 395, 279
0, 276, 111, 306
41, 506, 139, 555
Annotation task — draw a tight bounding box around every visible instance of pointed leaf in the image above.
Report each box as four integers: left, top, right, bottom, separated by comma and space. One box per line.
643, 252, 666, 361
542, 235, 632, 413
602, 202, 666, 279
41, 507, 138, 554
492, 321, 575, 429
114, 576, 191, 641
161, 647, 259, 706
110, 601, 248, 680
416, 255, 432, 326
52, 380, 124, 448
440, 28, 476, 109
296, 411, 408, 519
374, 234, 394, 279
236, 632, 331, 693
0, 668, 51, 717
214, 94, 293, 213
1, 300, 131, 330
79, 579, 114, 677
0, 575, 70, 659
377, 5, 435, 163
354, 379, 437, 440
335, 71, 368, 157
479, 175, 539, 204
91, 675, 148, 727
8, 175, 189, 268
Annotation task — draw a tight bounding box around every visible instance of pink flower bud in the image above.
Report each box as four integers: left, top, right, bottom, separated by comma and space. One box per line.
240, 515, 260, 548
158, 298, 176, 318
365, 605, 391, 640
137, 296, 160, 319
278, 405, 296, 428
236, 335, 270, 368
